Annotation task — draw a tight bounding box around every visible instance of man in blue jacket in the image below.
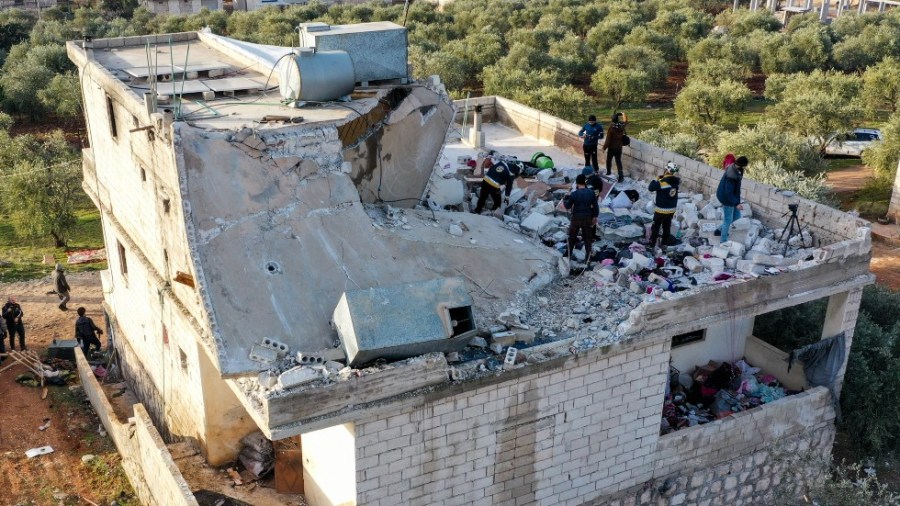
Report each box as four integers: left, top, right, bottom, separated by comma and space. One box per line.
473, 157, 522, 214
648, 162, 681, 249
716, 155, 748, 242
564, 174, 600, 266
578, 115, 604, 171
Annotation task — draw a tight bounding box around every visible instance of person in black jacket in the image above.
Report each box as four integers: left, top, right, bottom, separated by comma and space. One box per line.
564, 174, 600, 266
74, 307, 104, 355
648, 162, 681, 249
473, 157, 522, 214
2, 297, 25, 351
716, 155, 748, 242
578, 115, 604, 170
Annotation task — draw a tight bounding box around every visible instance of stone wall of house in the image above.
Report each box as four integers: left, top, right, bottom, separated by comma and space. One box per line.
76, 43, 255, 465
353, 336, 672, 506
599, 388, 835, 506
354, 341, 837, 506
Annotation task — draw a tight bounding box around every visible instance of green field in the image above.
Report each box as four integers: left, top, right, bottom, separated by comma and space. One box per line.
0, 206, 107, 282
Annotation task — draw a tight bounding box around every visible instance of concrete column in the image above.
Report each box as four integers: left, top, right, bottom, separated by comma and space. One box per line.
806, 0, 814, 10
820, 0, 831, 20
890, 158, 900, 223
734, 0, 740, 11
197, 344, 258, 466
821, 288, 863, 398
859, 0, 867, 13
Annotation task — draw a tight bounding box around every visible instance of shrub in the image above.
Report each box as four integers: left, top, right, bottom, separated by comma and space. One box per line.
637, 128, 702, 161
764, 70, 863, 153
862, 111, 900, 181
711, 122, 826, 175
746, 159, 831, 203
862, 57, 900, 115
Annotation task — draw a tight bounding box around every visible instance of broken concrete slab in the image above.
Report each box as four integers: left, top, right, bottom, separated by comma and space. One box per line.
521, 212, 553, 235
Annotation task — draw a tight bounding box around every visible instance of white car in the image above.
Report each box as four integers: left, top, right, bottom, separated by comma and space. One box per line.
824, 128, 882, 157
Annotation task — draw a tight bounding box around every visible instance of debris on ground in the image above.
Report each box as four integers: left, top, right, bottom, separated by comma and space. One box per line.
25, 446, 54, 458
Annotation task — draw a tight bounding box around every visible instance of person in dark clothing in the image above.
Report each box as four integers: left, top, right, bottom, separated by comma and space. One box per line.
581, 167, 605, 199
2, 297, 25, 351
578, 115, 604, 171
0, 318, 7, 363
52, 263, 71, 311
602, 112, 628, 182
564, 174, 600, 266
648, 162, 681, 249
473, 157, 521, 214
74, 307, 104, 356
716, 155, 748, 242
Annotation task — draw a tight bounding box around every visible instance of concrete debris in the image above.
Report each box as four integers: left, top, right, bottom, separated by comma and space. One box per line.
239, 431, 274, 479
469, 336, 488, 348
277, 366, 322, 389
448, 223, 464, 236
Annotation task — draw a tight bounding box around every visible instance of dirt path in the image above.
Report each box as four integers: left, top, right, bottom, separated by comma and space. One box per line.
826, 163, 873, 198
0, 272, 134, 505
825, 163, 900, 290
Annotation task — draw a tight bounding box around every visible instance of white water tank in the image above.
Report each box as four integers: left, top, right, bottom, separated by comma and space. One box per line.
278, 48, 355, 102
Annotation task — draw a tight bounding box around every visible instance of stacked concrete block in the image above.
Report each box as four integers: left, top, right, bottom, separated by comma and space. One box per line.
354, 338, 671, 506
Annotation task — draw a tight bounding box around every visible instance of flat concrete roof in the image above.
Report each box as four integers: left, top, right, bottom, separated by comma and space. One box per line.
77, 33, 371, 130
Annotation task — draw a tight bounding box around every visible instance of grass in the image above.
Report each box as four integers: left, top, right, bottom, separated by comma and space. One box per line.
0, 205, 107, 282
825, 157, 864, 172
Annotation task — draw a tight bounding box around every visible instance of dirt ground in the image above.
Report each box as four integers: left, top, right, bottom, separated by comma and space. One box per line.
826, 162, 900, 290
0, 271, 136, 505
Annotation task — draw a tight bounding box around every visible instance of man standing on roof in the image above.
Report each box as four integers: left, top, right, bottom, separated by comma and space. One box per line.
603, 112, 628, 182
578, 115, 603, 171
564, 174, 600, 267
52, 263, 71, 311
473, 156, 522, 214
716, 155, 749, 242
648, 162, 681, 250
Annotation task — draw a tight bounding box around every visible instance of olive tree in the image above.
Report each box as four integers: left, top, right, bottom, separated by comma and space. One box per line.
674, 79, 751, 126
591, 67, 653, 112
862, 57, 900, 114
764, 70, 863, 153
759, 24, 833, 74
862, 112, 900, 180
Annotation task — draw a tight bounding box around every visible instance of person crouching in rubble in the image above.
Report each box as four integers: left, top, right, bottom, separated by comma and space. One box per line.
648, 162, 681, 250
564, 174, 599, 267
74, 307, 103, 356
473, 156, 521, 214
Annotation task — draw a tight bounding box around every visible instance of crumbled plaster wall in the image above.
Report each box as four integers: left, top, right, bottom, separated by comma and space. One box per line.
345, 86, 455, 207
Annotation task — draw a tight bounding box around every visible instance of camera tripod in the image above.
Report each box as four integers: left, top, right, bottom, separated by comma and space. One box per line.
780, 204, 807, 254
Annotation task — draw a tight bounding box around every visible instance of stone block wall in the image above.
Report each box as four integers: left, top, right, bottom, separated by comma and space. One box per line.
76, 347, 198, 506
467, 95, 871, 247
352, 336, 673, 506
351, 326, 841, 506
619, 138, 870, 245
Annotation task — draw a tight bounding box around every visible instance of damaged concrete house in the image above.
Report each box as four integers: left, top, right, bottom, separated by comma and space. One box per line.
68, 22, 873, 506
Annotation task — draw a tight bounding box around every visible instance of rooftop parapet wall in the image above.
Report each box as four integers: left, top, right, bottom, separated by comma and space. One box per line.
459, 96, 872, 248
